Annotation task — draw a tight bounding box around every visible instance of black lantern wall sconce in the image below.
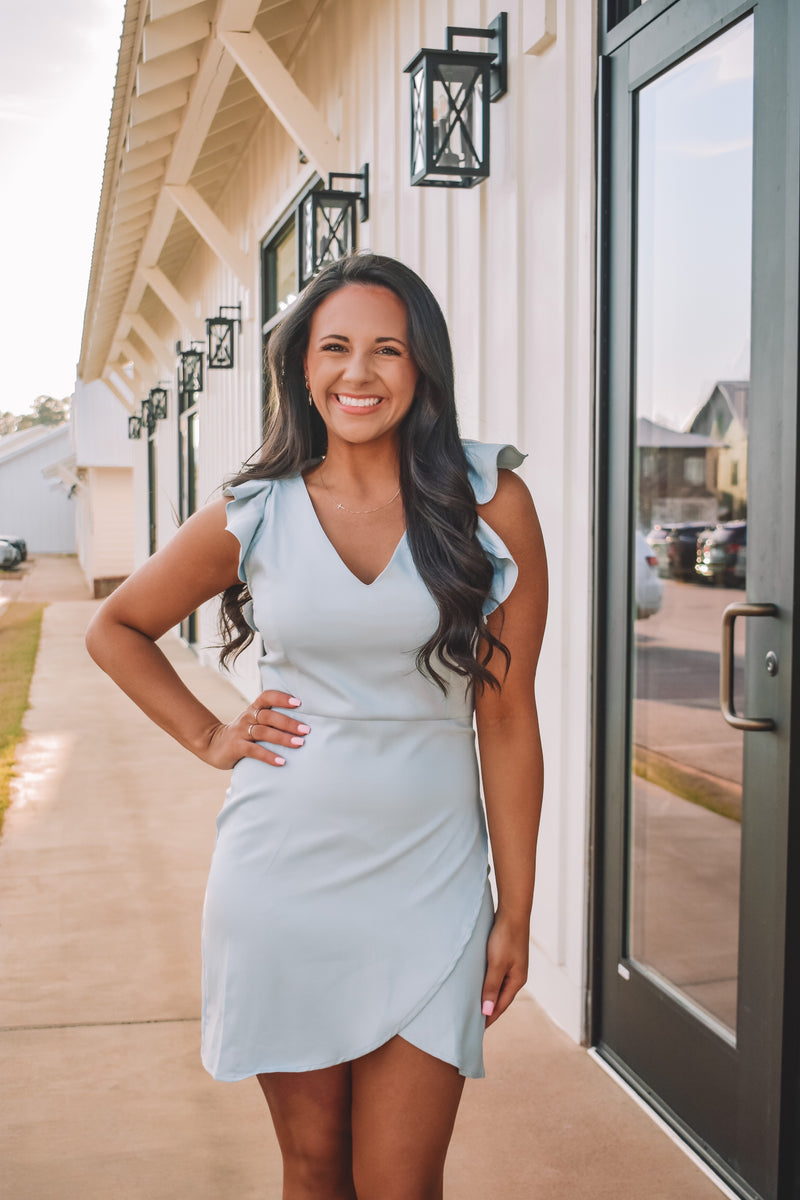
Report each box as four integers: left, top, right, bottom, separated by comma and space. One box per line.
206, 305, 242, 370
149, 384, 168, 421
140, 398, 156, 435
298, 164, 370, 288
176, 341, 205, 395
403, 13, 507, 188
127, 384, 168, 440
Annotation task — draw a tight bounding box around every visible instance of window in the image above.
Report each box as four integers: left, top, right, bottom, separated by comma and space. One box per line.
683, 455, 705, 486
261, 210, 301, 426
261, 217, 298, 328
260, 179, 324, 420
260, 179, 328, 333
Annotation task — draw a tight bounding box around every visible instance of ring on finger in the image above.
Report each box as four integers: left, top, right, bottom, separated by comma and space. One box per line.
248, 723, 256, 740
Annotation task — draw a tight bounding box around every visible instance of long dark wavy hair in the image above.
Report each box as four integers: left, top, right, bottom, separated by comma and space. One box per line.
219, 252, 510, 692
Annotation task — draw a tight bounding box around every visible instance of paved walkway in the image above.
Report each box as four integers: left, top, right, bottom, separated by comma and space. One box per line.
0, 557, 728, 1199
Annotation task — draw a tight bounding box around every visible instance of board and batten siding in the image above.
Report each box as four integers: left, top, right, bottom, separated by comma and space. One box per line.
0, 426, 76, 554
140, 0, 596, 1041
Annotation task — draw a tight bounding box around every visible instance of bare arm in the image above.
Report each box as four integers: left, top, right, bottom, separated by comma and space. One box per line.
475, 470, 548, 1025
84, 498, 309, 769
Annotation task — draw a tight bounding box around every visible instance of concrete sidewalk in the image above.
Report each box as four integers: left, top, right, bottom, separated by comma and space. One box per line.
0, 558, 727, 1199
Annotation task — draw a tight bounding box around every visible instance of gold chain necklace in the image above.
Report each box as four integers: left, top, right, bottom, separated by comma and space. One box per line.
319, 470, 401, 515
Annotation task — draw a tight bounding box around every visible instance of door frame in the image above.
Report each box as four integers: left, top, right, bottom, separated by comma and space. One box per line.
591, 1, 800, 1195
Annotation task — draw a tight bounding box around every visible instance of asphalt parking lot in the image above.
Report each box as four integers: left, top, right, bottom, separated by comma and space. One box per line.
635, 578, 746, 787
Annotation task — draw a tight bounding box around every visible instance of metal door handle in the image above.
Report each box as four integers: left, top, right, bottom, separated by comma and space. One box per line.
720, 602, 777, 731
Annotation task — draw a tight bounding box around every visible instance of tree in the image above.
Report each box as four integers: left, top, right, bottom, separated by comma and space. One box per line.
1, 395, 70, 435
16, 395, 70, 430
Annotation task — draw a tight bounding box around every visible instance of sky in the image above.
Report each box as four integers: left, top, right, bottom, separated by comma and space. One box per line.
0, 0, 125, 415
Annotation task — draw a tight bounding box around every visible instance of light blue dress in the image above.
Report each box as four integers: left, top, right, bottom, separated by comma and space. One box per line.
201, 440, 524, 1081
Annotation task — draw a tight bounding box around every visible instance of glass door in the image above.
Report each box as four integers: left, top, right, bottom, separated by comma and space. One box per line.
629, 12, 752, 1047
596, 1, 800, 1196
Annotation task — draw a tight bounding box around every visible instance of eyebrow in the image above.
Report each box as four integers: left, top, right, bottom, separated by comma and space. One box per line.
318, 333, 407, 346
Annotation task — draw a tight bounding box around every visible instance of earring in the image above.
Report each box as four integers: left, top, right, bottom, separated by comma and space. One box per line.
305, 378, 313, 407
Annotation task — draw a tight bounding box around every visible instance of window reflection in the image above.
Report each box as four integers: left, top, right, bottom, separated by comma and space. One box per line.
274, 223, 297, 315
628, 18, 753, 1037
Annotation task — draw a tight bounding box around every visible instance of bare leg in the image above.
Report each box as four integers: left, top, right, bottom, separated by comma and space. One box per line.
350, 1035, 466, 1200
257, 1065, 357, 1200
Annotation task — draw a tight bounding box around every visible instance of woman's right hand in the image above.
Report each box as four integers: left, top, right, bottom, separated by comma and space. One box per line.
201, 690, 310, 770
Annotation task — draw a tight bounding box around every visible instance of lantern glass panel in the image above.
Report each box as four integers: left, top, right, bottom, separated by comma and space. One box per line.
180, 350, 203, 394
411, 66, 426, 177
431, 61, 486, 175
300, 192, 357, 286
301, 194, 315, 285
128, 415, 142, 440
314, 195, 355, 269
150, 389, 168, 420
208, 320, 234, 369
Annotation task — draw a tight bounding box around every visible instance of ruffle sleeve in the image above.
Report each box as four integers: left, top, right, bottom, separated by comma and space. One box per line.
223, 478, 274, 583
461, 439, 527, 617
223, 479, 275, 632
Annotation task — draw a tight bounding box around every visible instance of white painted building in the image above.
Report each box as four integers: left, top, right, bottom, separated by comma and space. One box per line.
76, 3, 800, 1195
0, 424, 76, 553
78, 0, 593, 1043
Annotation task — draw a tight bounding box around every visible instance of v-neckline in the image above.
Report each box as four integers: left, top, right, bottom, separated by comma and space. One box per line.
296, 474, 407, 588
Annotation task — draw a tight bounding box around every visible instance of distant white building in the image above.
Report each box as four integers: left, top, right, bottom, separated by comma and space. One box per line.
0, 425, 75, 553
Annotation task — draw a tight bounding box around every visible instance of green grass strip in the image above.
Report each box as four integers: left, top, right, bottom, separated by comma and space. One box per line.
0, 603, 44, 835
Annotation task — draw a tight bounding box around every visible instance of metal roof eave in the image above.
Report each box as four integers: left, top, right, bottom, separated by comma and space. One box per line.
77, 0, 338, 388
77, 0, 148, 380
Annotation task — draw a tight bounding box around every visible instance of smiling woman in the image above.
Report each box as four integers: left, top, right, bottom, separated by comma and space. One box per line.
85, 252, 547, 1200
223, 254, 523, 690
305, 284, 417, 437
300, 285, 415, 580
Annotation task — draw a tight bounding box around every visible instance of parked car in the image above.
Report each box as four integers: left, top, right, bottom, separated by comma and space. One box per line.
665, 523, 711, 580
645, 525, 677, 578
635, 530, 663, 618
695, 521, 747, 587
0, 539, 21, 570
0, 534, 26, 562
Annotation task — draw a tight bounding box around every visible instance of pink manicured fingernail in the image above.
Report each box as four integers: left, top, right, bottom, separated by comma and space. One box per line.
274, 756, 286, 766
296, 724, 311, 734
288, 697, 302, 707
289, 736, 305, 747
482, 1000, 495, 1017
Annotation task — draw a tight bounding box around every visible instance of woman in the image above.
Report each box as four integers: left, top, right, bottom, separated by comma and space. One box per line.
86, 252, 547, 1199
